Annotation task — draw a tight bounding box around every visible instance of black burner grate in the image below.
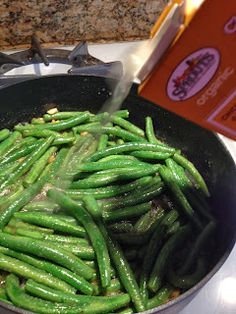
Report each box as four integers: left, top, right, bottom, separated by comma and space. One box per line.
0, 35, 122, 88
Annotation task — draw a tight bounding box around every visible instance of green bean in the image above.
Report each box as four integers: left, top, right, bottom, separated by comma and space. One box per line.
92, 277, 122, 296
31, 117, 45, 124
168, 258, 207, 289
0, 184, 24, 211
116, 138, 124, 145
0, 287, 11, 303
0, 136, 54, 191
23, 200, 82, 215
74, 122, 145, 145
3, 224, 46, 239
141, 210, 179, 282
58, 243, 95, 260
62, 135, 98, 178
0, 232, 95, 280
113, 110, 129, 118
166, 159, 214, 220
106, 278, 122, 293
53, 135, 75, 145
98, 154, 137, 162
173, 153, 210, 196
7, 219, 54, 234
47, 189, 111, 289
0, 287, 6, 295
89, 143, 176, 162
15, 112, 90, 132
136, 207, 167, 239
165, 158, 192, 190
146, 285, 174, 309
103, 202, 152, 222
0, 140, 42, 166
21, 130, 74, 146
84, 260, 96, 270
0, 173, 48, 229
23, 200, 61, 212
6, 274, 96, 314
102, 178, 164, 211
13, 135, 37, 147
23, 146, 57, 187
14, 212, 86, 237
134, 207, 166, 233
109, 222, 134, 233
0, 161, 20, 178
0, 129, 10, 142
43, 148, 70, 183
72, 136, 98, 165
103, 126, 146, 143
167, 220, 180, 235
97, 134, 108, 151
3, 225, 18, 235
139, 271, 148, 306
0, 138, 23, 162
0, 131, 21, 157
65, 176, 152, 199
12, 228, 89, 245
0, 253, 74, 293
179, 221, 216, 275
40, 213, 77, 224
89, 112, 109, 123
130, 150, 172, 160
99, 223, 145, 312
76, 159, 151, 173
0, 246, 93, 295
71, 165, 160, 189
73, 122, 101, 134
145, 116, 163, 145
159, 166, 202, 230
67, 176, 152, 200
25, 279, 130, 312
111, 115, 145, 137
83, 195, 102, 220
21, 128, 74, 144
148, 225, 191, 293
43, 111, 86, 122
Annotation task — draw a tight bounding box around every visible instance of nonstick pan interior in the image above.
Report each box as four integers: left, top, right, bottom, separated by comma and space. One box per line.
0, 75, 235, 314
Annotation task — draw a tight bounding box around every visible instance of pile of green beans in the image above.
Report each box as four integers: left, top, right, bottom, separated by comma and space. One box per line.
0, 109, 216, 314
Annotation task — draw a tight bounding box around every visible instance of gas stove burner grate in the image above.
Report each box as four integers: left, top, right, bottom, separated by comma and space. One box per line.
0, 35, 122, 89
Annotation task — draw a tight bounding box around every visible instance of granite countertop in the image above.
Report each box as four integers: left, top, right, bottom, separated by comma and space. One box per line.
0, 0, 167, 50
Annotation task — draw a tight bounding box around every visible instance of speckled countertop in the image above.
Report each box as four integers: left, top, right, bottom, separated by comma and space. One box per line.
0, 0, 167, 50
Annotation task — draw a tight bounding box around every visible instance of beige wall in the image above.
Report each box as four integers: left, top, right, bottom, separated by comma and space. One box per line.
0, 0, 167, 49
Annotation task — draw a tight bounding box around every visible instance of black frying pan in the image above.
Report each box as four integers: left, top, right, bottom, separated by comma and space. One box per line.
0, 75, 236, 314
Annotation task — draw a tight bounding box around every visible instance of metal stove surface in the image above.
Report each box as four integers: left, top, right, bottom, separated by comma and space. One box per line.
0, 35, 123, 88
2, 40, 236, 314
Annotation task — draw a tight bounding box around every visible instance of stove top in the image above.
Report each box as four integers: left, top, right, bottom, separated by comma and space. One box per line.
0, 35, 123, 88
1, 38, 236, 314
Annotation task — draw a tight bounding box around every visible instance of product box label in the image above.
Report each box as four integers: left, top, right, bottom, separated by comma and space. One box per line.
139, 0, 236, 140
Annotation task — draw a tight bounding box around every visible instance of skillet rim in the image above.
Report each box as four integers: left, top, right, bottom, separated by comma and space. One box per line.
0, 74, 235, 314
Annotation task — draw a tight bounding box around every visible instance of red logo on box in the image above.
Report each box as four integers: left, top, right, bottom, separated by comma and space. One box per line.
167, 48, 220, 101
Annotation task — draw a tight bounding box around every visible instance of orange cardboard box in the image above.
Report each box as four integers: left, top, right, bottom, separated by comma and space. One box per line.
139, 0, 236, 140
